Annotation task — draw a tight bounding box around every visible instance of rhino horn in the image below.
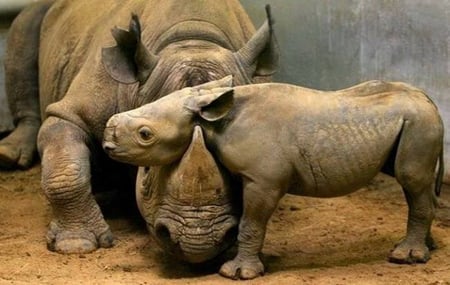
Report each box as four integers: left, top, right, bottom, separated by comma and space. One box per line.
168, 126, 227, 206
234, 5, 279, 77
102, 14, 159, 84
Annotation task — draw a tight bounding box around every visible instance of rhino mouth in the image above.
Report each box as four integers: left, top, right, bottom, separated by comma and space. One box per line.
149, 205, 239, 263
102, 133, 136, 163
154, 219, 238, 263
102, 141, 119, 153
103, 142, 133, 163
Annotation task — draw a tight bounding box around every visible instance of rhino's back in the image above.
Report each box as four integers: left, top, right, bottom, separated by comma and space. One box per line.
232, 81, 436, 124
38, 0, 255, 117
223, 82, 439, 196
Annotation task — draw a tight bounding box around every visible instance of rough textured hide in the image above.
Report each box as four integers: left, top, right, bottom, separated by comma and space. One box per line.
1, 1, 448, 180
0, 0, 278, 259
135, 126, 240, 263
104, 77, 443, 279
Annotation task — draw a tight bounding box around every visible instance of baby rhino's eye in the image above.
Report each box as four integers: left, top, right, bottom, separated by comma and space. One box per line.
138, 127, 153, 141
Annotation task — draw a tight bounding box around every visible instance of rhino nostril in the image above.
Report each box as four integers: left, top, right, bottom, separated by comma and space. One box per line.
155, 223, 174, 246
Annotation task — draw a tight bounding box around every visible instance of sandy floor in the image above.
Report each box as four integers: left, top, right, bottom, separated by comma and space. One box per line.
0, 165, 449, 285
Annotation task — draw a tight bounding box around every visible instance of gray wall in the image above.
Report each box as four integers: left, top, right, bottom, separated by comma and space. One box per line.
242, 0, 450, 181
0, 0, 449, 179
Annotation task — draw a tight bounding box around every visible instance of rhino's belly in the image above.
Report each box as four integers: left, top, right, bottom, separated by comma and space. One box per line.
290, 117, 403, 198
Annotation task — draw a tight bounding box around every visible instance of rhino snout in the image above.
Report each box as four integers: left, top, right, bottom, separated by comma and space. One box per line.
103, 114, 133, 155
153, 215, 239, 263
102, 141, 117, 152
103, 125, 118, 152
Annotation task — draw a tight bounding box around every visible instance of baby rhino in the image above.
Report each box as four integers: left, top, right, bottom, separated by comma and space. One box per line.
103, 76, 444, 280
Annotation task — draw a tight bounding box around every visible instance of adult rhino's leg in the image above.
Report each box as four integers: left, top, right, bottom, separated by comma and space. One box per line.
389, 119, 441, 264
0, 1, 52, 169
219, 179, 282, 280
38, 117, 113, 253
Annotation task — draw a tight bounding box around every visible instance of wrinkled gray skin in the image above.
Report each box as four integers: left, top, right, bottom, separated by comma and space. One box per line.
104, 76, 444, 279
0, 0, 278, 257
135, 126, 241, 263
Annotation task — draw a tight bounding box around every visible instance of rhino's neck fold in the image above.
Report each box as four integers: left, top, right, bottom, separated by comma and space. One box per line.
152, 21, 233, 53
116, 82, 141, 112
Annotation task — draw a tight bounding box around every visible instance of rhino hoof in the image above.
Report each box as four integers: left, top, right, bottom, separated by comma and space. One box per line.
219, 256, 264, 280
0, 123, 39, 169
388, 241, 430, 264
46, 222, 114, 254
51, 230, 98, 254
98, 229, 114, 248
0, 144, 21, 169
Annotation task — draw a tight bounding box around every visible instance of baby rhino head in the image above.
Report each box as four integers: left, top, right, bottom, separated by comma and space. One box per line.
103, 76, 235, 167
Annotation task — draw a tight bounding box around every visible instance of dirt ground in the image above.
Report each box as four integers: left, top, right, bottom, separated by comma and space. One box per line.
0, 165, 449, 285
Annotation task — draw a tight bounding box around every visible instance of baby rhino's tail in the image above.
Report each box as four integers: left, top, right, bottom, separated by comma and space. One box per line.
435, 147, 444, 197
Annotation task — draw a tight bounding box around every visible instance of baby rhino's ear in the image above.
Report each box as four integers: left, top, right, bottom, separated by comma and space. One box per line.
184, 87, 234, 122
193, 75, 233, 90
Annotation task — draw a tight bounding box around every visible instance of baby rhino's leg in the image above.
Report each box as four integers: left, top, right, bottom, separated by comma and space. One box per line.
389, 120, 440, 263
219, 179, 283, 280
389, 184, 435, 264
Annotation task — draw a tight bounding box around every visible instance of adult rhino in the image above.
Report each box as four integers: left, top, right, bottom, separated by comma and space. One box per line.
0, 0, 278, 257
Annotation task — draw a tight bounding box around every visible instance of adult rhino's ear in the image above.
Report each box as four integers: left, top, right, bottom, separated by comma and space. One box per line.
185, 88, 234, 122
102, 14, 159, 84
235, 5, 280, 77
193, 75, 233, 90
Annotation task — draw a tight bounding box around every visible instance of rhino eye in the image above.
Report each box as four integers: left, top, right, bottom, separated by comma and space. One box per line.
138, 127, 153, 141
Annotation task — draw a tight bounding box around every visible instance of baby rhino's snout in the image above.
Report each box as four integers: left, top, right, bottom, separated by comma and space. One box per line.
103, 116, 118, 151
102, 114, 130, 154
102, 140, 116, 152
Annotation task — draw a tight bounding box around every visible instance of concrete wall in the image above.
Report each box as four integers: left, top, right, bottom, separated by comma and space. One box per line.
241, 0, 450, 181
0, 0, 38, 16
0, 0, 449, 178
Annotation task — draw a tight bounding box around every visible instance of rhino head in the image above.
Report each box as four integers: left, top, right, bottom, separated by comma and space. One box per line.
101, 5, 278, 110
104, 77, 238, 263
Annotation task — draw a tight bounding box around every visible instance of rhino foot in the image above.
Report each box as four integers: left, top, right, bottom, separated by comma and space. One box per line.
388, 240, 430, 264
0, 145, 19, 169
46, 221, 114, 254
219, 255, 264, 280
0, 122, 39, 169
426, 235, 437, 251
